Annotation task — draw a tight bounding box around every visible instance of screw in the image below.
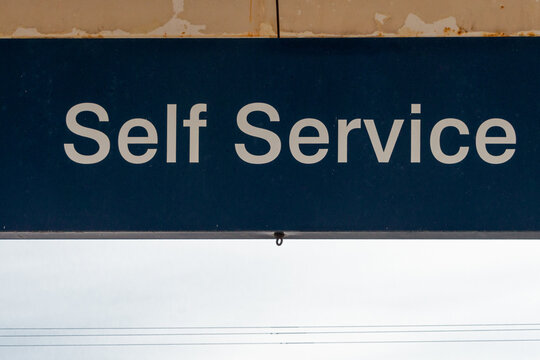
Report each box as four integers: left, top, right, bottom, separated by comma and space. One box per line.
274, 231, 285, 246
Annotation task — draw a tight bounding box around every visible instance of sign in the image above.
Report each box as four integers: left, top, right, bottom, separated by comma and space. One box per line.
0, 38, 539, 238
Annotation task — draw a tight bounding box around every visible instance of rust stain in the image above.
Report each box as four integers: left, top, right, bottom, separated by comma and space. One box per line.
15, 31, 270, 38
483, 32, 509, 37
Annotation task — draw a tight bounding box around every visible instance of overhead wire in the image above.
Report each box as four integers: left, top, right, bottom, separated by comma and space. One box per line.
2, 327, 540, 338
2, 322, 540, 331
2, 339, 540, 347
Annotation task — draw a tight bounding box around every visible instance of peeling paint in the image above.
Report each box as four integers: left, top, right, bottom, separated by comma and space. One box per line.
149, 0, 206, 36
258, 22, 276, 36
179, 0, 277, 37
374, 13, 389, 25
398, 14, 459, 36
11, 27, 42, 37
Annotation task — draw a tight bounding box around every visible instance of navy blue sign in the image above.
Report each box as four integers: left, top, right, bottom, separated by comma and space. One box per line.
0, 38, 538, 238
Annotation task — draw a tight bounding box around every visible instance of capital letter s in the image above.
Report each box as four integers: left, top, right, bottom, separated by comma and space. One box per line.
64, 103, 110, 164
235, 103, 281, 164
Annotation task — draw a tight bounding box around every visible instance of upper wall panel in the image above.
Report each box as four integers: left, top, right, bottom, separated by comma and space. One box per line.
280, 0, 540, 36
0, 0, 277, 37
1, 0, 539, 37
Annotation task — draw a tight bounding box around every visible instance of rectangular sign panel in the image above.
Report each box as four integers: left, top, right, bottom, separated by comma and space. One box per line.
0, 38, 539, 238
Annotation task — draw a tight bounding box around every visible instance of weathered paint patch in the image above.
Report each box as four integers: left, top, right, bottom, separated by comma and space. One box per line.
398, 14, 460, 37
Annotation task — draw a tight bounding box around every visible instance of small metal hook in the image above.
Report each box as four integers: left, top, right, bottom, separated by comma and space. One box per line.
274, 231, 285, 246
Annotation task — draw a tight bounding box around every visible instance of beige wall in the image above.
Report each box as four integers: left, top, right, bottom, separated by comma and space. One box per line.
281, 0, 540, 36
0, 0, 277, 37
1, 0, 539, 37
